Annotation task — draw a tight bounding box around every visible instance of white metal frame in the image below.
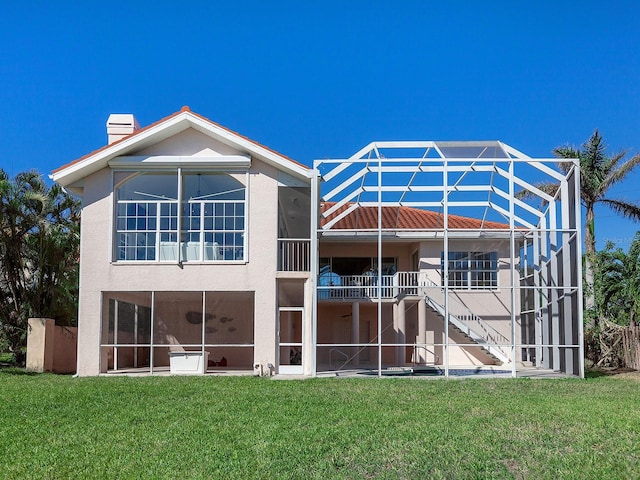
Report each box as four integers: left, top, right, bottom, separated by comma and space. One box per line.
100, 290, 256, 374
313, 141, 583, 378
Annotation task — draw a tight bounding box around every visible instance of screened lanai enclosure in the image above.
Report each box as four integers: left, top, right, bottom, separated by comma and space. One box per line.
311, 141, 583, 377
101, 291, 255, 373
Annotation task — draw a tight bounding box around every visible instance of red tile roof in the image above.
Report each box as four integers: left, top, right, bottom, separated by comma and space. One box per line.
320, 203, 509, 230
53, 106, 308, 174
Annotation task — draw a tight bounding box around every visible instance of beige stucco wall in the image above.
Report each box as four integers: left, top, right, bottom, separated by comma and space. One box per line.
26, 318, 54, 373
419, 238, 519, 343
52, 326, 78, 373
136, 128, 241, 157
76, 128, 286, 376
26, 318, 77, 374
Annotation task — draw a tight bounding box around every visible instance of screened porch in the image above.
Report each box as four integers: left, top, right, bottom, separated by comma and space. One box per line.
100, 291, 255, 374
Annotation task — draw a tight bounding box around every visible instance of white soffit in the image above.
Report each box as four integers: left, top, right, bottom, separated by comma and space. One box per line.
109, 155, 251, 169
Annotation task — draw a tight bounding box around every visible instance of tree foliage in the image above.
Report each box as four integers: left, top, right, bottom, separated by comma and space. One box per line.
585, 234, 640, 367
0, 169, 80, 365
594, 234, 640, 326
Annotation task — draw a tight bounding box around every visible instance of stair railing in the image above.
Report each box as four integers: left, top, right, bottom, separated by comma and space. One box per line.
419, 276, 511, 363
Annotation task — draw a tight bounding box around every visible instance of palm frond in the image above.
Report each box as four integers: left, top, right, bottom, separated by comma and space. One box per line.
602, 149, 628, 174
514, 182, 560, 201
582, 130, 607, 169
600, 153, 640, 193
600, 198, 640, 222
552, 145, 580, 160
555, 161, 575, 174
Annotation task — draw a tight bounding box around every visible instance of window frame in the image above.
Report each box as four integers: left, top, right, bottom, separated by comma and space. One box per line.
440, 251, 498, 290
113, 169, 248, 264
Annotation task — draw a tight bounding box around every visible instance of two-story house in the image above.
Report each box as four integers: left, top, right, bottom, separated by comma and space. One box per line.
52, 107, 583, 378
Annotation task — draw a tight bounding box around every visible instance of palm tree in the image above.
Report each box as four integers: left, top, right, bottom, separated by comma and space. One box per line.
554, 131, 640, 258
555, 131, 640, 324
520, 131, 640, 328
596, 235, 640, 326
0, 169, 80, 365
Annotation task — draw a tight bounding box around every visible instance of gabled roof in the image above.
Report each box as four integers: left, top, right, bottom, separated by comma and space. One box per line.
320, 202, 509, 230
52, 106, 310, 188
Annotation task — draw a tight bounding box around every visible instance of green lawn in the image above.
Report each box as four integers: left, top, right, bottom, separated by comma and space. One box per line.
0, 372, 638, 479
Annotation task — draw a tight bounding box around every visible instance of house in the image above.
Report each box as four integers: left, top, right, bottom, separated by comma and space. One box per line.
52, 108, 584, 378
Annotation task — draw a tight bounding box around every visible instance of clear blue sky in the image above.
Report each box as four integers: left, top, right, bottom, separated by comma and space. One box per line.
1, 1, 639, 250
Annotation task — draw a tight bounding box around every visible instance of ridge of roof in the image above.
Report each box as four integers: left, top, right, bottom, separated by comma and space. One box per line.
53, 107, 308, 174
320, 202, 510, 230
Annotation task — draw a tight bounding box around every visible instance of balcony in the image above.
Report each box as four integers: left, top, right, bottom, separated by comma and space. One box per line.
318, 271, 421, 301
278, 239, 311, 272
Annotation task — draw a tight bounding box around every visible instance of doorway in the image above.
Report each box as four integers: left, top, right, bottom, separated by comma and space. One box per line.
278, 307, 304, 374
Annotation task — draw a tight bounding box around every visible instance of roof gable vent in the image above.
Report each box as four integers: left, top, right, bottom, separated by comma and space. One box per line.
106, 113, 140, 144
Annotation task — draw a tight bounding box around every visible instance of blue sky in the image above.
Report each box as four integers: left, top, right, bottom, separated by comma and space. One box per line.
1, 1, 639, 250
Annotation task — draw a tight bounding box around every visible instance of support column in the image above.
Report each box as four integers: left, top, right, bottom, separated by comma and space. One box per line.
351, 302, 360, 367
417, 299, 426, 364
549, 202, 560, 369
533, 230, 542, 368
561, 180, 579, 376
303, 277, 314, 376
395, 299, 406, 366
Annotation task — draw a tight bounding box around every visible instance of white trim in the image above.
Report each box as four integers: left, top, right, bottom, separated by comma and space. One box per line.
244, 170, 250, 264
109, 155, 251, 169
52, 111, 310, 187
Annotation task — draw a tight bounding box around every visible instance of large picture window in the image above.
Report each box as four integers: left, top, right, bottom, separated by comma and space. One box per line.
441, 251, 498, 289
115, 172, 246, 262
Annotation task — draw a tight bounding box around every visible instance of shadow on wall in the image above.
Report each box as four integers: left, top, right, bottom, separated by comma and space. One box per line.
26, 318, 77, 374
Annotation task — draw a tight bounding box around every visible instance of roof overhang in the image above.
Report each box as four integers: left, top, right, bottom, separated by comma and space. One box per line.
51, 109, 311, 189
108, 155, 251, 170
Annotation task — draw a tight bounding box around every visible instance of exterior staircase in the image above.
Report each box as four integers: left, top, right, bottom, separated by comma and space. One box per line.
420, 278, 511, 365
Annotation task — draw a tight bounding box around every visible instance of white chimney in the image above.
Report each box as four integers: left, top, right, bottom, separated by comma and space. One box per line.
106, 113, 140, 144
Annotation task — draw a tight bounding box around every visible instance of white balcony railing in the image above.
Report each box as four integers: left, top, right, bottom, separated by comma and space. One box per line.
318, 273, 416, 300
278, 239, 311, 272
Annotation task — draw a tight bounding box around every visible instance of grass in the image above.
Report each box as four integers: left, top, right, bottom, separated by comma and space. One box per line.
0, 372, 638, 479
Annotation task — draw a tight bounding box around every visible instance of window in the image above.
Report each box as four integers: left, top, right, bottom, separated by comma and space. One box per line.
323, 257, 397, 276
115, 172, 246, 262
441, 252, 498, 289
